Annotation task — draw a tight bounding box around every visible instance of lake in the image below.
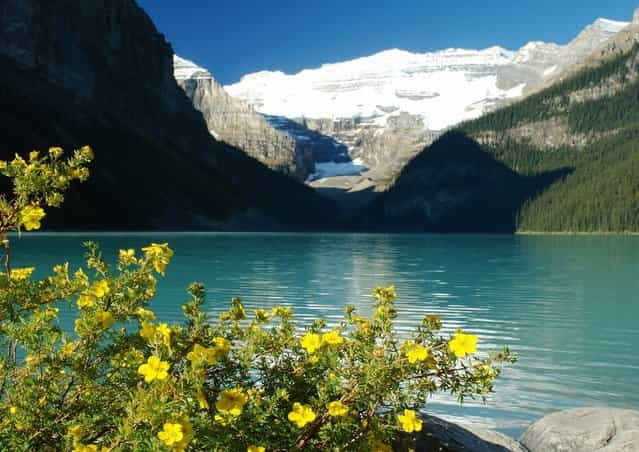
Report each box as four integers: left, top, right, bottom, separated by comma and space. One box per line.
11, 232, 639, 437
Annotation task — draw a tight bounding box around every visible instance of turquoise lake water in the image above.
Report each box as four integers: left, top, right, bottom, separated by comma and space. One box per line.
11, 233, 639, 437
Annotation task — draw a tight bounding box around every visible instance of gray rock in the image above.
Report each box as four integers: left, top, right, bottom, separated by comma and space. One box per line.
174, 55, 314, 181
398, 414, 527, 452
520, 407, 639, 452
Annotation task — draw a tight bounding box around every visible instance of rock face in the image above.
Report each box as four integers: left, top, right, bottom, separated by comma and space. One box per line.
0, 0, 338, 229
520, 407, 639, 451
541, 13, 639, 88
587, 10, 639, 63
225, 16, 627, 181
174, 55, 314, 181
301, 114, 438, 181
405, 414, 527, 452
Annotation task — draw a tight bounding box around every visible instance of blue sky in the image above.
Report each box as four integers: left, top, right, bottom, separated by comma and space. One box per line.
137, 0, 638, 85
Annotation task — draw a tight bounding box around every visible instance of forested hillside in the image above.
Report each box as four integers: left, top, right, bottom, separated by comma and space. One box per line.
370, 42, 639, 232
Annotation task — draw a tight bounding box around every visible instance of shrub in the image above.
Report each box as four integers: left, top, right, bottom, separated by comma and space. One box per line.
0, 148, 515, 451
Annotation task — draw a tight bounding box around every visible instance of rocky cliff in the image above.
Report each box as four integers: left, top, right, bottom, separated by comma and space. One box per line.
174, 55, 314, 181
0, 0, 338, 229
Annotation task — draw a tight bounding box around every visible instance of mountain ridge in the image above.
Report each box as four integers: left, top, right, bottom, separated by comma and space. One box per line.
367, 27, 639, 232
225, 15, 628, 183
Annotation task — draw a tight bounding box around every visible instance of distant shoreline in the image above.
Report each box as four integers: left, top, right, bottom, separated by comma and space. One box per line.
516, 231, 639, 236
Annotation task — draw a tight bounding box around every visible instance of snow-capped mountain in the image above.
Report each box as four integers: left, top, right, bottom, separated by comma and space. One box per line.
225, 17, 628, 178
227, 46, 522, 131
174, 55, 315, 180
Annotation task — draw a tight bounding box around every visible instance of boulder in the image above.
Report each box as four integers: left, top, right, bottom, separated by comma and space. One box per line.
520, 407, 639, 451
398, 414, 527, 451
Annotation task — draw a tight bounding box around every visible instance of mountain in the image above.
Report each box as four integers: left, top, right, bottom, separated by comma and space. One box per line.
368, 9, 639, 233
358, 132, 569, 232
0, 0, 339, 230
173, 55, 315, 181
552, 11, 639, 82
226, 17, 628, 182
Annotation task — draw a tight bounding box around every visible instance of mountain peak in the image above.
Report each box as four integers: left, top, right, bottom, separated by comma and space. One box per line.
173, 55, 212, 80
591, 17, 629, 33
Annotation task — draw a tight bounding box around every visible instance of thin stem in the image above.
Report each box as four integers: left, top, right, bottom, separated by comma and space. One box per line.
1, 232, 10, 276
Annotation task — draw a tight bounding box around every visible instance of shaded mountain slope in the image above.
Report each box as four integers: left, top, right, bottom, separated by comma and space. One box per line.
360, 132, 570, 232
0, 0, 339, 230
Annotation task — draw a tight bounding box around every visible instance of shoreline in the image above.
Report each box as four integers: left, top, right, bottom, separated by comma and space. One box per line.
516, 231, 639, 236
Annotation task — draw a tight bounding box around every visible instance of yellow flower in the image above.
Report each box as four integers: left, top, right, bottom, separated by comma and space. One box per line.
197, 388, 209, 410
321, 330, 344, 347
48, 147, 64, 159
300, 332, 322, 354
401, 340, 430, 364
142, 243, 173, 276
44, 307, 59, 318
213, 337, 231, 359
20, 205, 46, 231
214, 414, 229, 426
119, 249, 136, 265
354, 317, 371, 334
72, 167, 90, 181
137, 355, 170, 383
80, 145, 94, 160
12, 153, 26, 167
9, 267, 35, 280
448, 332, 478, 358
135, 307, 155, 321
172, 416, 192, 451
371, 439, 392, 452
187, 343, 226, 367
45, 192, 64, 207
68, 424, 84, 441
145, 274, 157, 298
74, 268, 88, 283
216, 388, 248, 417
91, 280, 110, 298
248, 447, 266, 452
288, 402, 316, 428
327, 400, 348, 417
397, 409, 422, 433
77, 293, 95, 309
157, 422, 183, 447
95, 310, 115, 329
254, 309, 270, 322
0, 160, 6, 170
230, 299, 247, 320
73, 444, 98, 452
60, 342, 76, 358
308, 355, 319, 364
187, 344, 209, 367
9, 406, 17, 415
139, 321, 156, 341
373, 285, 397, 302
157, 323, 171, 347
29, 150, 39, 161
270, 305, 291, 318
